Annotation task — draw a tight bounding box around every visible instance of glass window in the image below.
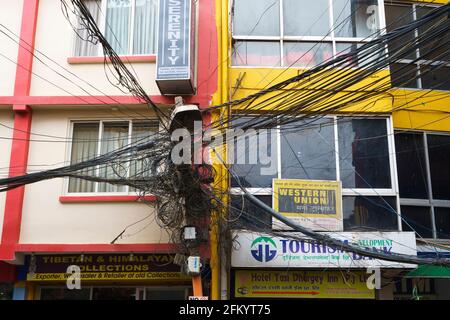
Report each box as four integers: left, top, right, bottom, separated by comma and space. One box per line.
74, 0, 158, 56
435, 207, 450, 239
283, 42, 333, 68
427, 134, 450, 200
395, 132, 428, 199
343, 196, 398, 231
389, 63, 419, 89
68, 123, 100, 193
232, 0, 382, 67
229, 195, 273, 231
232, 41, 280, 67
401, 206, 433, 238
420, 65, 450, 92
385, 3, 449, 91
283, 0, 329, 37
98, 122, 129, 193
333, 0, 379, 38
68, 120, 158, 193
232, 0, 280, 36
280, 117, 336, 180
230, 117, 278, 188
338, 118, 391, 189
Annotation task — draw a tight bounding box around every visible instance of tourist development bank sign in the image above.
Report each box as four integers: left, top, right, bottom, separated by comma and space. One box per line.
232, 231, 417, 268
156, 0, 195, 95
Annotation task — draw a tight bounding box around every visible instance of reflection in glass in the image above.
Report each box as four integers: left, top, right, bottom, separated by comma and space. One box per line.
395, 132, 428, 199
280, 117, 336, 180
232, 0, 280, 36
338, 118, 391, 189
283, 42, 333, 68
401, 206, 433, 238
334, 0, 379, 38
343, 196, 398, 231
229, 195, 273, 231
428, 134, 450, 200
232, 41, 280, 66
283, 0, 329, 36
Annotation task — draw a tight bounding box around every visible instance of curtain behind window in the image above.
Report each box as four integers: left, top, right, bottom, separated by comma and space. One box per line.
133, 0, 158, 54
74, 0, 101, 56
98, 122, 129, 192
68, 123, 99, 193
105, 0, 132, 55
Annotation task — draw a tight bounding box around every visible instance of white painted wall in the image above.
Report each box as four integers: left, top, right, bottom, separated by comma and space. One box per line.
20, 108, 170, 244
30, 0, 161, 97
0, 110, 14, 241
0, 0, 23, 96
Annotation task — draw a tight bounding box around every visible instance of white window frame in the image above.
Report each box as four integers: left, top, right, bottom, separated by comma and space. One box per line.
386, 1, 450, 91
230, 0, 387, 68
396, 129, 450, 239
64, 118, 159, 196
229, 115, 401, 231
72, 0, 158, 57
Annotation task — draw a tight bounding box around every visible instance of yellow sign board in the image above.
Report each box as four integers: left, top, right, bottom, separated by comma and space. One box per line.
273, 179, 343, 231
235, 270, 374, 299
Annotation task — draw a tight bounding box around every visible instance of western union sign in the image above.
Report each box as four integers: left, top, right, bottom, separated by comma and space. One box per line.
273, 179, 343, 231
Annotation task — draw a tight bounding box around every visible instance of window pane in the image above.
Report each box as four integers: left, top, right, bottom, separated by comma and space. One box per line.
343, 196, 398, 231
435, 207, 450, 239
427, 134, 450, 200
230, 117, 278, 188
74, 0, 101, 56
130, 121, 158, 191
283, 42, 332, 68
232, 41, 280, 66
416, 6, 450, 62
68, 123, 99, 193
229, 195, 272, 231
334, 0, 379, 38
389, 63, 419, 89
338, 118, 391, 189
335, 42, 384, 69
232, 0, 280, 36
98, 122, 129, 192
40, 287, 91, 300
280, 117, 336, 180
395, 132, 428, 199
106, 0, 131, 55
385, 4, 415, 60
420, 65, 450, 91
283, 0, 329, 36
133, 0, 158, 54
401, 206, 433, 238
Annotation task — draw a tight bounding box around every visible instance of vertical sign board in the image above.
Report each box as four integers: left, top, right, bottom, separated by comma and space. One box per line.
272, 179, 343, 231
156, 0, 195, 95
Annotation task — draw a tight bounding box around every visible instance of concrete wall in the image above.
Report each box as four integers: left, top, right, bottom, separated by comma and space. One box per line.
19, 108, 169, 244
30, 0, 161, 97
0, 110, 14, 241
0, 0, 23, 96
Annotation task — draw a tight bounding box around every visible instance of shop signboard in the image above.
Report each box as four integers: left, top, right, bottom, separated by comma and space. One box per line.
231, 231, 417, 268
234, 269, 375, 299
26, 254, 190, 281
272, 179, 343, 231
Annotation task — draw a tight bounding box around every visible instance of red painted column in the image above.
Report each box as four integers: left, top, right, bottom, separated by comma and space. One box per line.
0, 0, 39, 261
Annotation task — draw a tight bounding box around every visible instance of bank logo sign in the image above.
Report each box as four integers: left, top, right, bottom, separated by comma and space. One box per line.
250, 237, 277, 262
233, 231, 418, 269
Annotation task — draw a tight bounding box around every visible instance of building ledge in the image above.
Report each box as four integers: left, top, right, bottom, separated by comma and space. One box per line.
59, 195, 156, 203
67, 55, 156, 64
